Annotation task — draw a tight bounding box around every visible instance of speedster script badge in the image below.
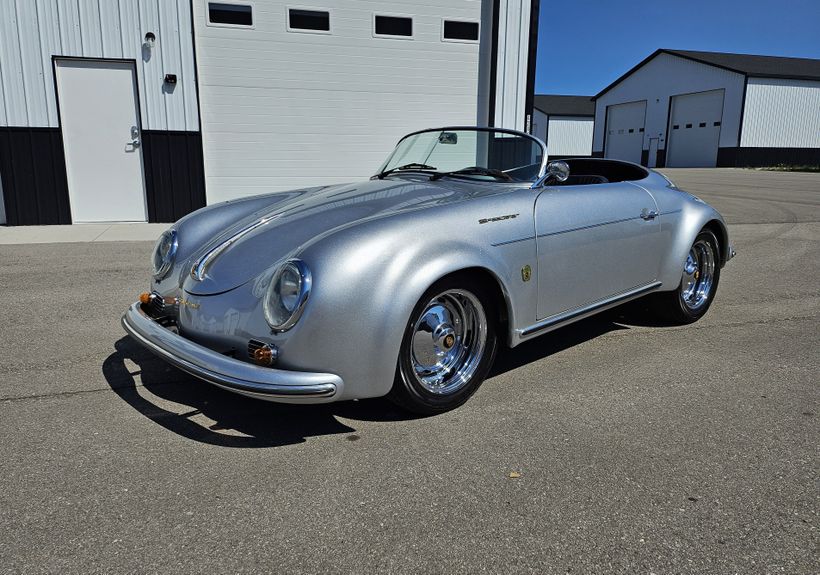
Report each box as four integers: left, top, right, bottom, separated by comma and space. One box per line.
478, 213, 519, 224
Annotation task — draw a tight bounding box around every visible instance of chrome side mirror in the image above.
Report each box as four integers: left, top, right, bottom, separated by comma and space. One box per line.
546, 160, 570, 182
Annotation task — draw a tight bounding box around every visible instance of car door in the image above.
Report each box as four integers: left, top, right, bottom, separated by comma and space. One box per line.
534, 182, 662, 320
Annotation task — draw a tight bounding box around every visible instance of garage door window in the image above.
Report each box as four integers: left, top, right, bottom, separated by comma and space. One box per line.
442, 20, 479, 42
374, 15, 413, 38
288, 8, 330, 32
208, 3, 253, 27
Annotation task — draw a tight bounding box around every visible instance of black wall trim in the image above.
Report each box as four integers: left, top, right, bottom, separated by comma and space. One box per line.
523, 0, 540, 133
487, 0, 500, 127
0, 127, 71, 225
717, 147, 820, 168
737, 76, 748, 147
142, 130, 207, 223
640, 149, 649, 167
656, 149, 667, 168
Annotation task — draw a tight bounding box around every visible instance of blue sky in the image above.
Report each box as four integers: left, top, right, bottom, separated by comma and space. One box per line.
534, 0, 820, 96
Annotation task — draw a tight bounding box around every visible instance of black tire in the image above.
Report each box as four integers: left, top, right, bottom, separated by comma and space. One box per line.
650, 229, 721, 324
387, 275, 499, 415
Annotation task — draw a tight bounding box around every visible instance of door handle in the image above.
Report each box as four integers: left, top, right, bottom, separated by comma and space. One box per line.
640, 208, 658, 220
129, 125, 141, 148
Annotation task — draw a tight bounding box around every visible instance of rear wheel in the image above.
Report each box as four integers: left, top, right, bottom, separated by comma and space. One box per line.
388, 277, 498, 415
651, 229, 721, 323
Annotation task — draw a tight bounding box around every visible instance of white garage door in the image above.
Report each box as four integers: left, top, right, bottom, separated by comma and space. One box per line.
666, 89, 725, 167
604, 101, 646, 164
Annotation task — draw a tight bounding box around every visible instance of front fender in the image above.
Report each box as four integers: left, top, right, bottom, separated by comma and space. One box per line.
276, 206, 535, 400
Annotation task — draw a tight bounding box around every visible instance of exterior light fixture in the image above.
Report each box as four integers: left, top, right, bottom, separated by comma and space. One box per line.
144, 32, 156, 49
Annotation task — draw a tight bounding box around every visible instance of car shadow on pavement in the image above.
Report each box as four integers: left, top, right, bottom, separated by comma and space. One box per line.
102, 337, 416, 449
490, 312, 630, 377
103, 309, 639, 449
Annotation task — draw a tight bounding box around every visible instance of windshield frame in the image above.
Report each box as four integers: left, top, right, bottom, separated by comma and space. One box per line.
375, 126, 548, 181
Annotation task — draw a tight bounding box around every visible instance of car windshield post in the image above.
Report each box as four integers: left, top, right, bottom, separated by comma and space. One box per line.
376, 127, 545, 183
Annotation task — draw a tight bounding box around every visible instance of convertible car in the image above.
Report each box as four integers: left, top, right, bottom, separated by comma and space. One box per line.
123, 127, 733, 414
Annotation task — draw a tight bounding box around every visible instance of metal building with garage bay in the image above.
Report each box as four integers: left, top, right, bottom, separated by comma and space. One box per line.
592, 49, 820, 169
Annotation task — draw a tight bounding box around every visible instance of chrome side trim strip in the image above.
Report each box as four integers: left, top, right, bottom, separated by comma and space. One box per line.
492, 236, 536, 247
536, 215, 643, 239
122, 303, 340, 400
518, 281, 662, 337
191, 213, 282, 281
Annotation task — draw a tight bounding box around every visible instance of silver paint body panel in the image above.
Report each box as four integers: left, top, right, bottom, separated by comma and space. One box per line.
129, 165, 730, 403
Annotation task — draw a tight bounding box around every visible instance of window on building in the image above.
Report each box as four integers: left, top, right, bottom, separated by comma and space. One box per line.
289, 8, 330, 32
208, 3, 253, 26
375, 15, 412, 37
443, 20, 479, 41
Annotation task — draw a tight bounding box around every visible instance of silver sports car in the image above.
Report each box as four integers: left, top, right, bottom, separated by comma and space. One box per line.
123, 127, 734, 414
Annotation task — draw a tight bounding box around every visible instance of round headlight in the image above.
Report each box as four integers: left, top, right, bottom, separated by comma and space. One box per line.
152, 229, 178, 280
263, 260, 311, 331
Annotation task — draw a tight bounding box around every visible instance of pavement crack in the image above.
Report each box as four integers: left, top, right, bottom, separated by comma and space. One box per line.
1, 379, 186, 404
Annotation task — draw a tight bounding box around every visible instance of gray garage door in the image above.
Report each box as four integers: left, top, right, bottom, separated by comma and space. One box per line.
604, 100, 646, 164
666, 89, 725, 167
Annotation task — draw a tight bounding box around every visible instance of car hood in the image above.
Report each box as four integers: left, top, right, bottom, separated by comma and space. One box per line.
183, 177, 513, 295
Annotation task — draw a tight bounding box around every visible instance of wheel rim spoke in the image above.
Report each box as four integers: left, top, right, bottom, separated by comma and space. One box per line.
680, 240, 715, 311
410, 289, 487, 395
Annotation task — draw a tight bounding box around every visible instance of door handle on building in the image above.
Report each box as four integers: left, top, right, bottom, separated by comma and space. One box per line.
130, 125, 141, 148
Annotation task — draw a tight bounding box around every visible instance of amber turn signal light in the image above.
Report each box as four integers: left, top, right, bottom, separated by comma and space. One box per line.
139, 292, 153, 305
252, 346, 275, 366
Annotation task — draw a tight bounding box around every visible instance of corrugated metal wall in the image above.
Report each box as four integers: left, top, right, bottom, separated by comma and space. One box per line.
0, 0, 198, 131
546, 116, 593, 157
741, 78, 820, 148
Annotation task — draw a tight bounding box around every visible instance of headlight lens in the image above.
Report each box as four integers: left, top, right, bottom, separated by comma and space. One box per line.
263, 260, 311, 331
152, 229, 178, 280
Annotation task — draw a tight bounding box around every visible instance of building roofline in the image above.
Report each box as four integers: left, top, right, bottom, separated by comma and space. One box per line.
593, 49, 820, 99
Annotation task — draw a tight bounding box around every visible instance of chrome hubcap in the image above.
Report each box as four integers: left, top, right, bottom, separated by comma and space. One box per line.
680, 239, 716, 311
410, 289, 487, 395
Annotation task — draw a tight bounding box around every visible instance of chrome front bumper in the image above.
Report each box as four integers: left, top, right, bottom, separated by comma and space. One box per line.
121, 302, 342, 403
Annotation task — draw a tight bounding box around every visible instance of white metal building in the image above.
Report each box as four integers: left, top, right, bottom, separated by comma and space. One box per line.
532, 94, 594, 158
592, 49, 820, 168
0, 0, 539, 225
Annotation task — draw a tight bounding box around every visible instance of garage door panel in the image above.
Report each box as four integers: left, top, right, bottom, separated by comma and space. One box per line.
604, 101, 646, 164
666, 89, 724, 167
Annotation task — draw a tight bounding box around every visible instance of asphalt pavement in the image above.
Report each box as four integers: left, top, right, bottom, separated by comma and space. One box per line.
0, 168, 817, 573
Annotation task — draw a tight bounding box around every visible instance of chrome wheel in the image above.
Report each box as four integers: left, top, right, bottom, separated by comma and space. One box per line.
409, 289, 488, 395
680, 238, 716, 311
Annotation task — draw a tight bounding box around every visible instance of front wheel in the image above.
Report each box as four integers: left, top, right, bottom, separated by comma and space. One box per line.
387, 277, 498, 415
651, 229, 721, 324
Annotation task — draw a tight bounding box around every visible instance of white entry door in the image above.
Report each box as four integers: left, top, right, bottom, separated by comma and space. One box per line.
55, 59, 147, 222
604, 100, 646, 164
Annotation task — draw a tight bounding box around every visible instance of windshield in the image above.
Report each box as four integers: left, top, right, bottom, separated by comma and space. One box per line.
377, 128, 545, 183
